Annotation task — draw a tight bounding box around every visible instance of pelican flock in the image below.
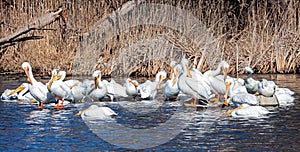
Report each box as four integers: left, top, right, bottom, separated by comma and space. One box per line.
0, 59, 296, 119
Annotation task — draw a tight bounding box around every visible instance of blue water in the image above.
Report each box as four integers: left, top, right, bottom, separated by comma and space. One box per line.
0, 75, 300, 151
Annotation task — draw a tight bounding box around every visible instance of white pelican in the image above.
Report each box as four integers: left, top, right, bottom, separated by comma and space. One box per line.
244, 67, 259, 94
227, 77, 248, 95
103, 79, 128, 101
69, 81, 87, 102
225, 104, 269, 118
74, 105, 117, 119
48, 69, 74, 107
124, 78, 139, 100
203, 60, 230, 106
275, 86, 294, 95
138, 70, 167, 100
229, 92, 259, 107
226, 78, 258, 107
1, 89, 18, 101
5, 83, 35, 102
57, 70, 82, 89
177, 58, 212, 106
22, 62, 57, 109
163, 61, 181, 100
274, 86, 295, 106
258, 79, 276, 97
56, 70, 88, 102
87, 70, 108, 101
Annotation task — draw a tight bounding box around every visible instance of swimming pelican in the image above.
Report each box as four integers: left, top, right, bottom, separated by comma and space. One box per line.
275, 86, 294, 95
244, 67, 259, 94
163, 61, 181, 100
258, 79, 276, 97
177, 58, 212, 106
5, 83, 35, 102
48, 69, 74, 107
1, 89, 18, 101
124, 78, 139, 100
225, 104, 269, 118
87, 70, 108, 101
74, 105, 117, 119
274, 86, 295, 106
22, 62, 57, 109
203, 60, 231, 106
103, 79, 128, 101
138, 70, 167, 100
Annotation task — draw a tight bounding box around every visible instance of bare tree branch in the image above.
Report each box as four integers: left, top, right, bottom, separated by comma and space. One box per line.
0, 8, 64, 46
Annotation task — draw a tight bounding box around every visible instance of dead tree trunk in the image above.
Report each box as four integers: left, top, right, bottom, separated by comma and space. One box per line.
0, 8, 66, 48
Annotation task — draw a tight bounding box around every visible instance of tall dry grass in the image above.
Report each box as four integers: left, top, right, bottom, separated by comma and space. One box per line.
0, 0, 299, 77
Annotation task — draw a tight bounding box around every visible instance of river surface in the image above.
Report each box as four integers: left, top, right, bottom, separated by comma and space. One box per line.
0, 74, 299, 151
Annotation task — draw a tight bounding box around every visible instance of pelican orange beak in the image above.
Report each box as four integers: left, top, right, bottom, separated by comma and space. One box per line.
69, 82, 80, 89
157, 74, 166, 90
23, 66, 32, 84
74, 111, 83, 116
169, 67, 174, 80
222, 67, 228, 81
222, 81, 231, 107
7, 84, 25, 97
47, 73, 57, 90
57, 73, 62, 80
186, 65, 192, 78
172, 69, 180, 87
159, 74, 167, 84
224, 104, 244, 116
159, 75, 163, 81
94, 77, 99, 89
129, 80, 139, 87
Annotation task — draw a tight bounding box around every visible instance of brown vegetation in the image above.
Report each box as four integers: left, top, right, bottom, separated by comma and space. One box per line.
0, 0, 299, 77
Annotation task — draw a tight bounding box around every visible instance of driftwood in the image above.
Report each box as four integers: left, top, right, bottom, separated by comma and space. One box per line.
0, 8, 66, 48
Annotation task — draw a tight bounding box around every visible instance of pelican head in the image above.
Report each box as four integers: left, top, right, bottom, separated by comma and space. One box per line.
50, 69, 58, 82
169, 61, 177, 79
52, 69, 58, 78
156, 70, 167, 83
47, 69, 58, 90
93, 70, 102, 89
220, 61, 229, 81
180, 58, 192, 78
22, 62, 32, 84
170, 61, 177, 68
180, 58, 189, 70
127, 78, 139, 87
244, 67, 254, 74
7, 83, 26, 97
57, 71, 66, 81
22, 62, 31, 71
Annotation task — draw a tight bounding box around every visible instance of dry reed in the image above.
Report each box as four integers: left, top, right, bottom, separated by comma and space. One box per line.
0, 0, 299, 77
